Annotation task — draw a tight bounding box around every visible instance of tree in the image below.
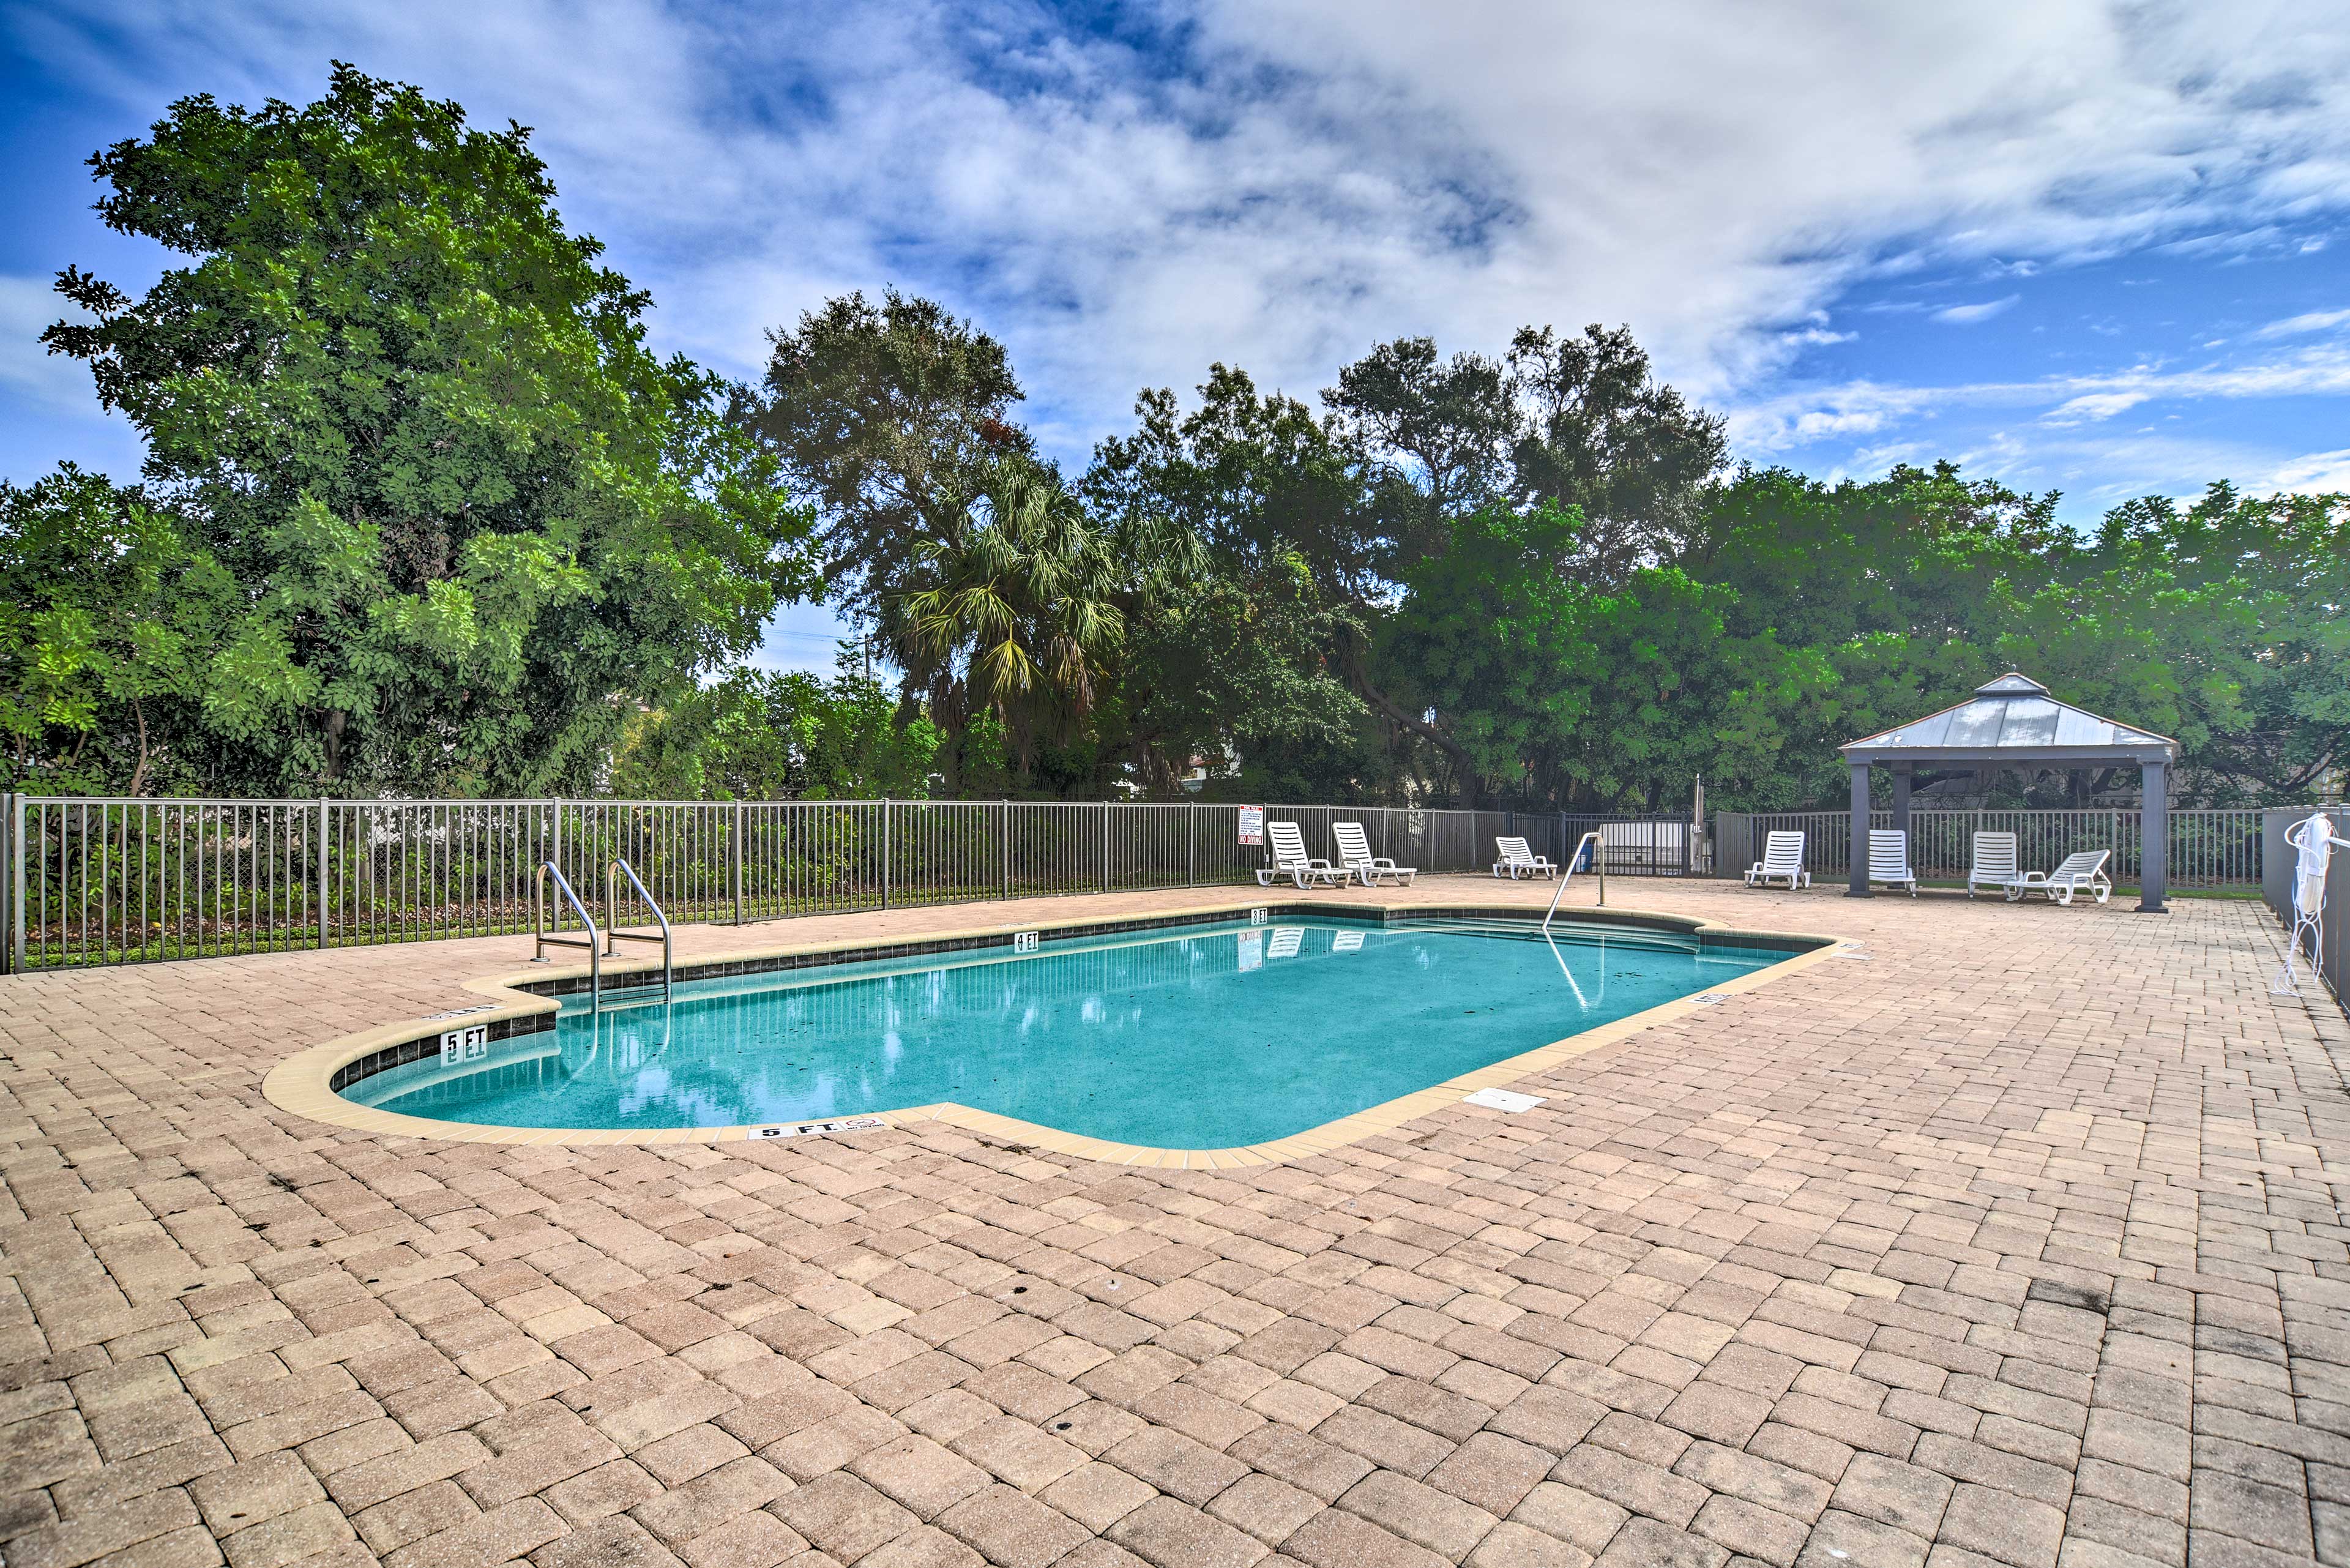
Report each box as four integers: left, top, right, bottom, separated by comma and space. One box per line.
876, 460, 1134, 790
2056, 482, 2339, 802
1085, 368, 1392, 794
750, 289, 1031, 614
0, 466, 233, 793
610, 654, 939, 800
1322, 337, 1513, 562
1508, 324, 1728, 579
42, 64, 813, 795
1374, 502, 1835, 809
1112, 551, 1373, 799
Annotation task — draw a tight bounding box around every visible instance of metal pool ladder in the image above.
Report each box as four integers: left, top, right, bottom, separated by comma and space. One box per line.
1541, 831, 1609, 933
604, 859, 674, 1001
533, 861, 602, 1007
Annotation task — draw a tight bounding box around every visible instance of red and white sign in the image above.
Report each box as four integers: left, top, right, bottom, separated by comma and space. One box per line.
1237, 805, 1265, 845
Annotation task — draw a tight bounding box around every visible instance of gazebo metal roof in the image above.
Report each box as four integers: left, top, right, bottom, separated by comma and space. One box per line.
1841, 673, 2176, 766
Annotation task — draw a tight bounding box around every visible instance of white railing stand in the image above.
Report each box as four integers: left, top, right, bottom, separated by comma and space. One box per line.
2275, 812, 2349, 998
1542, 831, 1610, 933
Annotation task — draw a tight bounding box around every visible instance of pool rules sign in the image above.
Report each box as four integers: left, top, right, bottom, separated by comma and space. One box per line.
1237, 805, 1265, 846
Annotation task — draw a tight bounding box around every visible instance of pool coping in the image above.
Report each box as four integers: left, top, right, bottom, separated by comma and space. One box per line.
261, 898, 1843, 1166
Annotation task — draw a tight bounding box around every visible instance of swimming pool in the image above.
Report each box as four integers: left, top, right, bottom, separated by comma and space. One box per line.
337, 916, 1787, 1149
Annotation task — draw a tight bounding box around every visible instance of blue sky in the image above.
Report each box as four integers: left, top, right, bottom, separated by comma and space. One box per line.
6, 1, 2350, 670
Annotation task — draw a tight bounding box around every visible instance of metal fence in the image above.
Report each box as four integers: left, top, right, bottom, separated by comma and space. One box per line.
0, 795, 1698, 973
1713, 806, 2294, 889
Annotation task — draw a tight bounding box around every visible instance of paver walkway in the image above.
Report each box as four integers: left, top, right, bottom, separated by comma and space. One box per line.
1, 878, 2346, 1568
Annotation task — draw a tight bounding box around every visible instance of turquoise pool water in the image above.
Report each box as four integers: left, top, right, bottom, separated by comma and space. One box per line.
349, 918, 1781, 1148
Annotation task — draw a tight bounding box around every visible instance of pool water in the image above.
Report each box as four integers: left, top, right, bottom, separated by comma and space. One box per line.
350, 919, 1781, 1148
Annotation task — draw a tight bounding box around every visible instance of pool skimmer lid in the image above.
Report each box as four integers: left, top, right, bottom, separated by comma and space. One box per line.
1463, 1088, 1546, 1113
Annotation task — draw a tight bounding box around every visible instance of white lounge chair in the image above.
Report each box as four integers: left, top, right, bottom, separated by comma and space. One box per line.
2015, 848, 2113, 905
1334, 821, 1416, 886
1492, 835, 1558, 879
1968, 832, 2021, 899
1868, 829, 1917, 897
1744, 831, 1810, 890
1255, 821, 1348, 890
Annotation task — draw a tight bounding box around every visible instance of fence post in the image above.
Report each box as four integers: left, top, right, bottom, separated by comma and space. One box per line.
315, 797, 329, 949
1000, 799, 1011, 901
881, 798, 892, 909
5, 792, 17, 975
732, 800, 745, 926
1102, 801, 1111, 894
1188, 800, 1196, 886
550, 797, 562, 883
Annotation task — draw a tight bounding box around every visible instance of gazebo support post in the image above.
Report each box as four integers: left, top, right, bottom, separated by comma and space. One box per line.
1847, 761, 1872, 897
1891, 766, 1912, 840
2138, 760, 2168, 914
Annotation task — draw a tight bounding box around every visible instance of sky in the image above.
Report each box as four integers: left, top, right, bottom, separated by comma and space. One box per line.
6, 1, 2350, 671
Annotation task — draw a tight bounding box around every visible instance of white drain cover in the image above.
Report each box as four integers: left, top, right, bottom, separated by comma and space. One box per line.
1463, 1088, 1546, 1113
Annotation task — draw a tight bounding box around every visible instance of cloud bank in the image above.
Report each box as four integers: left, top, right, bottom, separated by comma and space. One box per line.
8, 0, 2350, 512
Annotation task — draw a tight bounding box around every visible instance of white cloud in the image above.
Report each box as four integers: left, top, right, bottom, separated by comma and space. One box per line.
2266, 447, 2350, 493
2255, 307, 2350, 338
1934, 296, 2021, 325
9, 0, 2350, 487
2042, 391, 2149, 424
1734, 343, 2350, 452
0, 274, 103, 418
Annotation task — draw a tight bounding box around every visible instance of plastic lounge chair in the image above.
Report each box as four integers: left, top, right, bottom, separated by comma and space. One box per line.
2015, 848, 2113, 906
1255, 821, 1348, 890
1968, 832, 2021, 899
1491, 835, 1558, 879
1334, 821, 1416, 886
1744, 831, 1810, 890
1868, 829, 1918, 897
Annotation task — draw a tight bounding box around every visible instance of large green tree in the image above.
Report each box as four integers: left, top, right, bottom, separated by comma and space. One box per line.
750, 289, 1030, 614
610, 656, 939, 801
1084, 367, 1380, 796
1507, 324, 1728, 578
42, 64, 813, 794
0, 466, 233, 793
1085, 329, 1734, 804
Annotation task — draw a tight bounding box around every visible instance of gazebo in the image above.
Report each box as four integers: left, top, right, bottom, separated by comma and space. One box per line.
1838, 673, 2180, 912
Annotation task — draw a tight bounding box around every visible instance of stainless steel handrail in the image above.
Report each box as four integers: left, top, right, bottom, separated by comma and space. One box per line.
532, 861, 602, 1007
1542, 831, 1610, 932
604, 858, 673, 1001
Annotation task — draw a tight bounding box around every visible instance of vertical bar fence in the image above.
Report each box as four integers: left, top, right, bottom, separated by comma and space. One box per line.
0, 796, 2287, 973
1719, 806, 2296, 890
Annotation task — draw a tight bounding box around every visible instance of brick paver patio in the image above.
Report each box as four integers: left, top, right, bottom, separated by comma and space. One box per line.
2, 877, 2345, 1568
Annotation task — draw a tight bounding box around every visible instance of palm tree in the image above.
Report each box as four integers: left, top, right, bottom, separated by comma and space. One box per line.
878, 461, 1131, 788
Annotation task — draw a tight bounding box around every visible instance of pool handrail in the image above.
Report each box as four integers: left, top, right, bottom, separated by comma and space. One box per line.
532, 861, 602, 1008
1540, 831, 1609, 933
604, 858, 674, 1001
